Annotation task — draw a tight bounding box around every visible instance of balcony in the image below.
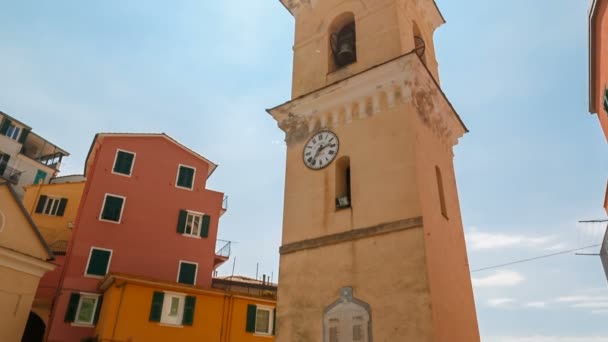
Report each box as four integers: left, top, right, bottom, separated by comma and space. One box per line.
0, 163, 22, 184
212, 276, 277, 299
221, 195, 228, 216
214, 239, 231, 269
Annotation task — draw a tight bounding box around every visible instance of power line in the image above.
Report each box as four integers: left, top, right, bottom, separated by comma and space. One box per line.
470, 244, 602, 273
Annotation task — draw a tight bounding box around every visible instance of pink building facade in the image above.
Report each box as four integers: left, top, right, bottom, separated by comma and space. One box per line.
46, 134, 226, 341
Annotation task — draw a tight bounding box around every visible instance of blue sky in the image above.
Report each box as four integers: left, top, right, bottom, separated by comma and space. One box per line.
1, 1, 606, 340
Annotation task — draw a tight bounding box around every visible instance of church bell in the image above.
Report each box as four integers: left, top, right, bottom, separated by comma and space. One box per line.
331, 23, 357, 67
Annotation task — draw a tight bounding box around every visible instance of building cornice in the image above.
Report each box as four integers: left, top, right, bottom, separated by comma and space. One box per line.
267, 52, 467, 147
0, 247, 56, 277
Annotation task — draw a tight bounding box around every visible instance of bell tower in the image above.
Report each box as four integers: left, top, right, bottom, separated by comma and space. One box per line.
268, 0, 480, 341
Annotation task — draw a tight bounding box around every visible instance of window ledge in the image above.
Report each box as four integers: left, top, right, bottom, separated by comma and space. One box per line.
253, 333, 274, 338
181, 234, 202, 239
70, 322, 95, 328
175, 185, 194, 191
158, 323, 184, 328
111, 170, 132, 178
98, 218, 121, 224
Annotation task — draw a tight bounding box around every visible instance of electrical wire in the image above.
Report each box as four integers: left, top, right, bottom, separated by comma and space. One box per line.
470, 243, 602, 273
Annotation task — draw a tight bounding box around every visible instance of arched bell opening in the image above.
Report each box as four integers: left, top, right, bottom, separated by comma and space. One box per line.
328, 12, 357, 73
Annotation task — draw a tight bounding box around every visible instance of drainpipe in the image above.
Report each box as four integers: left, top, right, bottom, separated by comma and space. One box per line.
111, 282, 127, 341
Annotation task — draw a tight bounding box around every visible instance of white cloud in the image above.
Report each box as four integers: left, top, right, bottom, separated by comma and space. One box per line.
524, 301, 546, 309
488, 298, 515, 307
466, 228, 555, 250
472, 270, 525, 288
591, 310, 608, 315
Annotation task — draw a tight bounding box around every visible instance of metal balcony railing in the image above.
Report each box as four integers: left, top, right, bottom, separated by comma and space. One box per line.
216, 239, 231, 258
222, 195, 228, 211
0, 163, 22, 184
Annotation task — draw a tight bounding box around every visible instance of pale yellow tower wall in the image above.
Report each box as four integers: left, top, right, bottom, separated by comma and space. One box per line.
415, 120, 480, 341
277, 228, 434, 342
291, 0, 441, 98
282, 102, 422, 245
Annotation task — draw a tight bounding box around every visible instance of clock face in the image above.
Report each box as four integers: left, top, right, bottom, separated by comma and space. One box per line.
303, 130, 339, 170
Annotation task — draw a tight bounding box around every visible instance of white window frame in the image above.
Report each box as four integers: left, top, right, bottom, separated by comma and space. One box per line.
183, 210, 205, 238
254, 305, 274, 336
111, 149, 136, 177
84, 246, 113, 278
42, 196, 62, 216
177, 260, 198, 285
99, 193, 126, 224
72, 293, 101, 326
6, 124, 20, 141
160, 291, 186, 326
175, 164, 196, 191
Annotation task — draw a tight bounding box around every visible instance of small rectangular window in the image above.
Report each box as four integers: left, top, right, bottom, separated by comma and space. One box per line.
255, 308, 271, 334
177, 261, 197, 285
74, 294, 100, 325
149, 292, 196, 326
85, 247, 112, 277
100, 194, 125, 223
435, 166, 448, 219
176, 165, 196, 190
112, 149, 135, 176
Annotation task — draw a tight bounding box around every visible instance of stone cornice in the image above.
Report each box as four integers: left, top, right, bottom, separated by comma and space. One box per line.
0, 246, 56, 278
280, 0, 314, 16
280, 216, 423, 255
267, 52, 467, 148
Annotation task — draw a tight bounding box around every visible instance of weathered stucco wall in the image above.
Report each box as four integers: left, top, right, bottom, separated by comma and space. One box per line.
0, 264, 42, 342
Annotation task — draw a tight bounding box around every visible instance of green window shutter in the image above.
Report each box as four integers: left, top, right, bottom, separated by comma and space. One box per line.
34, 170, 47, 185
114, 151, 134, 175
18, 129, 30, 144
64, 293, 81, 322
177, 166, 194, 188
86, 249, 111, 276
35, 195, 48, 214
178, 262, 197, 285
246, 304, 257, 333
272, 308, 276, 335
101, 196, 124, 222
0, 119, 11, 135
182, 296, 196, 326
93, 295, 104, 324
177, 210, 188, 234
149, 291, 164, 322
604, 88, 608, 114
57, 198, 68, 217
200, 215, 210, 238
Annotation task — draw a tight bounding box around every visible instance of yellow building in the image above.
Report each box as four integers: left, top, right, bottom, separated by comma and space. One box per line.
21, 176, 85, 337
22, 176, 86, 252
0, 182, 55, 342
95, 273, 276, 342
268, 0, 480, 341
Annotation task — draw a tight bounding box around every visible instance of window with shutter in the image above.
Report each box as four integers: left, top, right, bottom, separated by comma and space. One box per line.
112, 150, 135, 176
176, 165, 196, 190
177, 261, 197, 285
35, 195, 48, 214
149, 292, 165, 322
65, 293, 101, 326
100, 194, 125, 223
85, 247, 112, 277
182, 296, 196, 326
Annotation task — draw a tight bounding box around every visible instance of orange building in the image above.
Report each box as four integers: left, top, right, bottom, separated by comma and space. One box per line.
589, 0, 608, 214
95, 274, 277, 342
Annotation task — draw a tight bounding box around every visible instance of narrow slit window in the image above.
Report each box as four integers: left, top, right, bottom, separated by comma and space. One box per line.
335, 157, 351, 209
435, 166, 448, 219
